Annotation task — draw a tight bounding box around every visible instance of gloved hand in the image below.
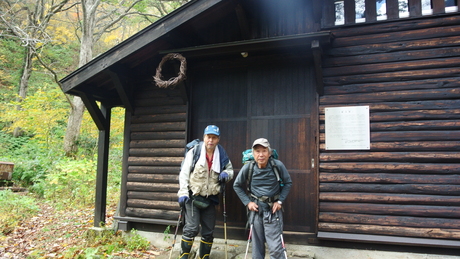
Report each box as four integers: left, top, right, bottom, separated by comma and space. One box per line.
218, 172, 229, 183
178, 196, 189, 207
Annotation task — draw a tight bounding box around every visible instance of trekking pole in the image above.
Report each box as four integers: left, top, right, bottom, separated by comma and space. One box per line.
169, 207, 183, 259
244, 211, 254, 259
276, 215, 288, 259
222, 182, 228, 259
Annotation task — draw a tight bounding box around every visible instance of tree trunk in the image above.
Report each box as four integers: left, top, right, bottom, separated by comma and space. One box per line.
63, 0, 99, 156
13, 46, 34, 137
63, 96, 86, 156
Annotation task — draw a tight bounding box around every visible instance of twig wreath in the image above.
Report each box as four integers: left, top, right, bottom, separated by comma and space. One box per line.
153, 53, 187, 88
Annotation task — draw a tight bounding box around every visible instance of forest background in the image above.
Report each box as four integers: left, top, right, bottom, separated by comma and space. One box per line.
0, 0, 188, 257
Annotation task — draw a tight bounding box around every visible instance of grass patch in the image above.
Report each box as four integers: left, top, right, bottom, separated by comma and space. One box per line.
0, 190, 39, 235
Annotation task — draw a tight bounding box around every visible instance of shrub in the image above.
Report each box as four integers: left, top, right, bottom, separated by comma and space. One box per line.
0, 132, 60, 187
124, 229, 151, 251
32, 158, 97, 209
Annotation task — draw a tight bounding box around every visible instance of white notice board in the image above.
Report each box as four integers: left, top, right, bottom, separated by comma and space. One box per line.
325, 106, 370, 150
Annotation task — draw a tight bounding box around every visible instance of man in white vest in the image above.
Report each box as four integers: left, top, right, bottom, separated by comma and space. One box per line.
177, 125, 234, 259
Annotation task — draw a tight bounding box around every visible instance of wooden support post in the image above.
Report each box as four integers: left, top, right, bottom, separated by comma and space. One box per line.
312, 40, 324, 96
118, 110, 131, 218
94, 103, 111, 227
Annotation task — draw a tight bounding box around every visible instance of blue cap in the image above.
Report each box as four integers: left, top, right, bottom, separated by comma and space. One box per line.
204, 125, 220, 136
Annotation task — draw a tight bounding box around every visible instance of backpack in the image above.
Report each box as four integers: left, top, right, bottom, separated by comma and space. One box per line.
182, 139, 229, 172
241, 149, 284, 193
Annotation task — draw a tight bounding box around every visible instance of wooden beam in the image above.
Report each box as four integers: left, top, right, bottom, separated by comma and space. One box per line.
320, 193, 460, 205
408, 0, 422, 17
386, 0, 400, 19
114, 216, 176, 226
320, 141, 460, 152
60, 0, 225, 93
160, 32, 331, 58
106, 68, 134, 113
322, 0, 335, 27
365, 0, 377, 22
318, 231, 460, 248
319, 222, 460, 239
344, 0, 356, 25
320, 183, 460, 195
79, 92, 107, 131
235, 4, 251, 40
320, 202, 460, 218
311, 40, 324, 95
94, 103, 111, 227
320, 151, 460, 162
432, 0, 446, 14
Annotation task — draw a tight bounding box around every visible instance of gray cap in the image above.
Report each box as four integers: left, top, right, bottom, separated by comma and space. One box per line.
252, 138, 270, 148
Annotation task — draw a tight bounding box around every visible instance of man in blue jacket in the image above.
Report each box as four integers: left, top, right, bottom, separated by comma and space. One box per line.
233, 138, 292, 259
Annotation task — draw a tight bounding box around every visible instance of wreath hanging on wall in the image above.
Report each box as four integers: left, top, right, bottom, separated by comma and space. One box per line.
153, 53, 187, 88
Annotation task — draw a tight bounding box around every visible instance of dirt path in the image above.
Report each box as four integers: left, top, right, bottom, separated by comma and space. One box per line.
0, 202, 166, 258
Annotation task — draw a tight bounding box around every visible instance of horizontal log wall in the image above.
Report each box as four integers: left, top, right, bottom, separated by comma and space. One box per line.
124, 84, 186, 221
319, 13, 460, 243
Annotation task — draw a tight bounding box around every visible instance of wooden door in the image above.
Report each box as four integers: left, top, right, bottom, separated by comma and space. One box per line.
190, 58, 318, 234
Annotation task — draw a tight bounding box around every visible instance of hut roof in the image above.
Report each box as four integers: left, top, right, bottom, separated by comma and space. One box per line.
59, 0, 327, 107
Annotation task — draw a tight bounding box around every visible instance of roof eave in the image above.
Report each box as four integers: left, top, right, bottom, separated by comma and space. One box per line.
59, 0, 224, 94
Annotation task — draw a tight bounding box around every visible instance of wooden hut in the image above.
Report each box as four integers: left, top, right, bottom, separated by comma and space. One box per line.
60, 0, 460, 249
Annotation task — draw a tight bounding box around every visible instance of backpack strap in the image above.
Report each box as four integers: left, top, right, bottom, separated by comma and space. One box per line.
246, 161, 255, 193
247, 158, 284, 194
269, 157, 284, 188
190, 142, 202, 172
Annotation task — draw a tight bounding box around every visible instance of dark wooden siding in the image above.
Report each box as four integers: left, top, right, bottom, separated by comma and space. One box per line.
123, 84, 186, 221
117, 0, 323, 231
318, 13, 460, 244
243, 0, 319, 38
189, 58, 318, 233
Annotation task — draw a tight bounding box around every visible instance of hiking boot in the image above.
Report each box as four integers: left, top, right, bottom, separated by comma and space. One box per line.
199, 238, 213, 259
179, 236, 194, 259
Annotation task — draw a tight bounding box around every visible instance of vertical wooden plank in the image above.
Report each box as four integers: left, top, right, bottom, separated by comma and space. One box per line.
312, 40, 324, 96
432, 0, 446, 14
365, 0, 377, 22
344, 0, 356, 25
94, 104, 111, 227
408, 0, 422, 17
119, 110, 132, 218
386, 0, 400, 19
322, 0, 336, 27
